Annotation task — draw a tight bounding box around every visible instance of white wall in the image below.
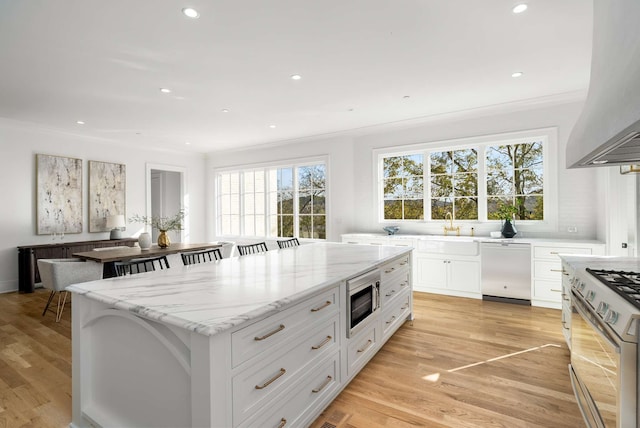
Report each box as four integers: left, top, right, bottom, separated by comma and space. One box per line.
0, 120, 207, 293
207, 100, 601, 242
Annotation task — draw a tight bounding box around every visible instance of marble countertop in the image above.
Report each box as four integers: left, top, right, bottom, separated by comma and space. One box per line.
561, 254, 640, 272
341, 232, 604, 246
67, 242, 410, 337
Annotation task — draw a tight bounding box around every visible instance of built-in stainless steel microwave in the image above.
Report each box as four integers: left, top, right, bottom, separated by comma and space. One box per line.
347, 269, 380, 338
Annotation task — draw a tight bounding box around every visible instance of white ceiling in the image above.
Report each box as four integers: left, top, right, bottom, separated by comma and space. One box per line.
0, 0, 593, 153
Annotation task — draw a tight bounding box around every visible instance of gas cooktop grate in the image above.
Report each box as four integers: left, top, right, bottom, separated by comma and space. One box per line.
586, 268, 640, 310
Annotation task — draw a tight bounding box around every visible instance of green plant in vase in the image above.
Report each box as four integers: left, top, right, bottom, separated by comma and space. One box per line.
496, 201, 521, 238
129, 211, 184, 248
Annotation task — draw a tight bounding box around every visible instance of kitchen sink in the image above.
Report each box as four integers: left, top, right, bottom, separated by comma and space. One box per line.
416, 237, 479, 256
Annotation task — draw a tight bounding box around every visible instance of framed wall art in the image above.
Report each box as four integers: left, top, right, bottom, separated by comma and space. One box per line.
88, 160, 126, 232
36, 154, 83, 234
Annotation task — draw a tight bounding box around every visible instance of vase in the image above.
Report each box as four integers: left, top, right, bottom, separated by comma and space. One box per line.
138, 232, 152, 250
501, 219, 517, 238
157, 230, 170, 248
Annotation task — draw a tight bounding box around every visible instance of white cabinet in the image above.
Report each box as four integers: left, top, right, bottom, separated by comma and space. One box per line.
415, 255, 480, 298
531, 243, 605, 309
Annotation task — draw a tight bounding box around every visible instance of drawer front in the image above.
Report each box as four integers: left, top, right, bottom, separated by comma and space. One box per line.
233, 320, 338, 425
237, 355, 340, 428
347, 324, 378, 376
382, 291, 411, 340
533, 246, 591, 260
380, 270, 410, 307
232, 286, 339, 367
380, 255, 411, 280
534, 260, 564, 280
388, 239, 415, 247
533, 279, 564, 301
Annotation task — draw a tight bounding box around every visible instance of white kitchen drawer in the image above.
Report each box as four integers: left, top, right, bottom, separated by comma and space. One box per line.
347, 324, 378, 376
533, 279, 564, 301
231, 286, 339, 367
237, 354, 340, 428
380, 255, 410, 279
533, 246, 591, 260
380, 270, 410, 308
387, 238, 415, 247
232, 320, 338, 425
381, 291, 411, 340
534, 260, 565, 281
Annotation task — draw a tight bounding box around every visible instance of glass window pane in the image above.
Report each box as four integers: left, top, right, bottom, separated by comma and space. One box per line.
384, 156, 403, 178
299, 191, 312, 214
313, 215, 326, 239
255, 192, 265, 214
453, 173, 477, 196
404, 199, 424, 220
403, 154, 424, 176
299, 215, 312, 238
244, 194, 255, 214
244, 171, 254, 193
455, 198, 478, 220
430, 151, 452, 174
405, 177, 424, 198
278, 215, 294, 237
230, 172, 240, 192
487, 197, 512, 220
298, 166, 312, 190
230, 215, 240, 235
230, 194, 240, 215
430, 175, 452, 198
452, 149, 478, 173
384, 178, 403, 199
313, 191, 325, 214
279, 168, 293, 190
244, 216, 255, 236
522, 196, 544, 220
384, 200, 403, 219
515, 142, 544, 169
487, 170, 513, 196
486, 146, 513, 171
311, 164, 326, 188
279, 192, 294, 214
518, 169, 543, 195
255, 215, 265, 236
431, 198, 452, 220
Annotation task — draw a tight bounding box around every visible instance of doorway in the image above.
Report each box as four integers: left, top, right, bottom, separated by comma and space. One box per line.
146, 164, 186, 243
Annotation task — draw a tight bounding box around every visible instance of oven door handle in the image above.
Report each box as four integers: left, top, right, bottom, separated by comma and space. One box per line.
572, 292, 621, 353
568, 364, 601, 428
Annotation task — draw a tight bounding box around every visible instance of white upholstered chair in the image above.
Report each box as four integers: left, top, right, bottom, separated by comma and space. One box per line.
37, 258, 103, 322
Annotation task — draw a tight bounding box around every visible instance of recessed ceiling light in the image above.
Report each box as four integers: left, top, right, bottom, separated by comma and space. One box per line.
403, 95, 410, 99
592, 160, 608, 164
185, 141, 191, 145
182, 7, 199, 18
511, 71, 524, 78
269, 125, 277, 129
160, 88, 171, 93
221, 109, 229, 113
512, 4, 528, 14
290, 74, 302, 80
76, 120, 85, 125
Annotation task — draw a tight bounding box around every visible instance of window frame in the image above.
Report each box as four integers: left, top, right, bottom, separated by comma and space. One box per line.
374, 128, 558, 232
214, 156, 329, 240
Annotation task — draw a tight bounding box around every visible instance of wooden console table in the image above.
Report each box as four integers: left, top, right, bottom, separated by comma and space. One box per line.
17, 238, 138, 293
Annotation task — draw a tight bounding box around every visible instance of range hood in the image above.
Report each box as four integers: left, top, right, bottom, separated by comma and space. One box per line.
566, 0, 640, 168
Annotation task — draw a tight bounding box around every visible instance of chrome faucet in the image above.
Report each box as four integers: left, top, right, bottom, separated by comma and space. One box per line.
443, 212, 460, 236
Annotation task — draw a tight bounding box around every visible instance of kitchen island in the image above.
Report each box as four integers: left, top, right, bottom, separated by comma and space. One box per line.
67, 242, 412, 428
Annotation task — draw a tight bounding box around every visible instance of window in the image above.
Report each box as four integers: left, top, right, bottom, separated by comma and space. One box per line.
217, 160, 327, 239
382, 154, 424, 220
378, 130, 552, 224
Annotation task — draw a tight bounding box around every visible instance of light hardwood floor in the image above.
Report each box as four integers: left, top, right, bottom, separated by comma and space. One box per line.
0, 290, 583, 428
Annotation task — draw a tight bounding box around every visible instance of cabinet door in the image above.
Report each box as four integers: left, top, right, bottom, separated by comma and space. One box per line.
415, 256, 447, 289
449, 260, 480, 293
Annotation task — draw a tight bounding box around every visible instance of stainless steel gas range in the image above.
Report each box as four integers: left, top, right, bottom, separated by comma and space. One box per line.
562, 256, 640, 428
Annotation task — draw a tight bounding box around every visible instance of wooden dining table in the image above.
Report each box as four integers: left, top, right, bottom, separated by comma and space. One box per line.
72, 242, 224, 277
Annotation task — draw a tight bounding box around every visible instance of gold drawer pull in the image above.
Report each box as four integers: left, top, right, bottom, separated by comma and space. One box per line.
401, 303, 409, 310
400, 260, 408, 265
254, 324, 285, 341
550, 269, 563, 272
311, 335, 332, 350
400, 281, 409, 287
385, 267, 395, 273
385, 289, 396, 297
357, 339, 373, 353
385, 315, 396, 325
311, 301, 331, 312
312, 375, 333, 393
277, 418, 287, 428
255, 368, 286, 390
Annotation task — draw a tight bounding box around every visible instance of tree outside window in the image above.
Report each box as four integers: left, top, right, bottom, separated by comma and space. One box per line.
298, 164, 326, 239
382, 154, 424, 220
486, 142, 543, 220
430, 149, 478, 220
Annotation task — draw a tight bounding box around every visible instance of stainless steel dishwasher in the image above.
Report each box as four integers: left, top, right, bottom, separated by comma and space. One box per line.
481, 241, 531, 303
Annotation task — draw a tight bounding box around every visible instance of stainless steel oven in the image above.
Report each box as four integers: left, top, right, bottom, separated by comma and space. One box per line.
570, 288, 637, 428
347, 269, 380, 338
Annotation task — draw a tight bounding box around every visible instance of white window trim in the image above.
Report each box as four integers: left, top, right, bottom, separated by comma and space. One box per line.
213, 155, 330, 240
373, 127, 558, 234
